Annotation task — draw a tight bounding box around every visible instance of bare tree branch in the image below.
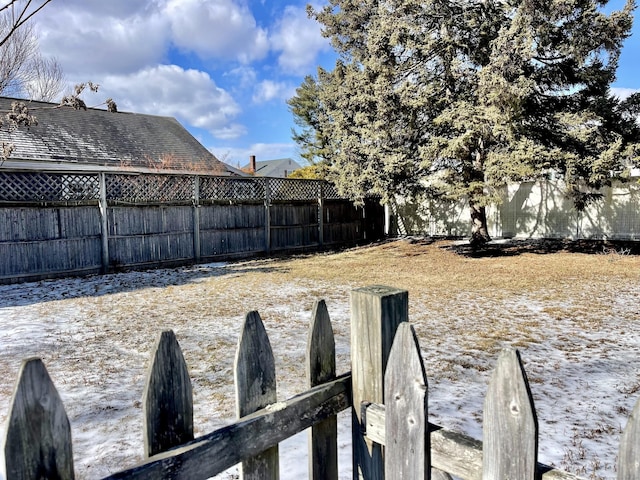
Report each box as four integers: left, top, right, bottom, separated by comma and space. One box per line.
0, 0, 52, 49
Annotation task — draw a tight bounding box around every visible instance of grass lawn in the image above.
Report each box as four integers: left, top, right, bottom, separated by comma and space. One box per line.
0, 237, 639, 479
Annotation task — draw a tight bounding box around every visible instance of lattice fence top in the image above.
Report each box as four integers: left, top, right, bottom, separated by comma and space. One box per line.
0, 172, 100, 202
270, 178, 321, 201
106, 174, 195, 203
0, 170, 347, 204
200, 176, 266, 201
322, 182, 343, 200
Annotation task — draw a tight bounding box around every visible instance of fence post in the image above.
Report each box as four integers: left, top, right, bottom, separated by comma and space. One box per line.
264, 179, 271, 254
483, 348, 538, 480
318, 182, 324, 248
99, 172, 109, 272
618, 395, 640, 479
351, 285, 408, 480
143, 330, 194, 457
3, 358, 75, 480
384, 322, 429, 480
193, 175, 201, 262
307, 300, 337, 480
235, 311, 278, 480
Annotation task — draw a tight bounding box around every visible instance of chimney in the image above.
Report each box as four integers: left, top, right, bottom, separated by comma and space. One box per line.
249, 155, 256, 173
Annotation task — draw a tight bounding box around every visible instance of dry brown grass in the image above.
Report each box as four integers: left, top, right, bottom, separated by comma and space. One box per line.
1, 237, 638, 479
254, 237, 640, 308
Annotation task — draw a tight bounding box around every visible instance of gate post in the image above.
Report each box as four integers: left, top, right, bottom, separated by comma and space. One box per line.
351, 286, 408, 479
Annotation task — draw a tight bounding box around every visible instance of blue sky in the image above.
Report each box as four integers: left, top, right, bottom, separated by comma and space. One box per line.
29, 0, 640, 169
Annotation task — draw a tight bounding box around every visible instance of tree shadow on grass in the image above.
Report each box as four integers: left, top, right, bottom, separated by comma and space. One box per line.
0, 260, 290, 308
444, 238, 640, 258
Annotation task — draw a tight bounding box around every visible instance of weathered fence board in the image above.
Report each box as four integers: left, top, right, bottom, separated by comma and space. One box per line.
364, 402, 583, 480
351, 285, 408, 480
0, 237, 102, 279
200, 228, 265, 256
235, 311, 279, 480
270, 203, 320, 250
323, 200, 364, 246
307, 300, 338, 480
0, 173, 380, 283
0, 206, 102, 280
103, 375, 352, 480
483, 348, 538, 480
143, 330, 194, 457
618, 395, 640, 479
109, 232, 195, 266
199, 203, 265, 230
384, 322, 428, 480
3, 358, 75, 480
108, 206, 193, 236
0, 206, 100, 241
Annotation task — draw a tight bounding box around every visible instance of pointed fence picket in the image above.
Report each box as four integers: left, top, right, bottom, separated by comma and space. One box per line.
307, 299, 338, 480
383, 323, 428, 480
483, 348, 537, 479
3, 358, 75, 480
143, 330, 193, 458
2, 285, 640, 480
235, 311, 279, 480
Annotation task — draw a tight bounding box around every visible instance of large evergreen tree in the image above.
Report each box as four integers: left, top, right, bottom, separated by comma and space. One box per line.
288, 73, 331, 166
296, 0, 640, 244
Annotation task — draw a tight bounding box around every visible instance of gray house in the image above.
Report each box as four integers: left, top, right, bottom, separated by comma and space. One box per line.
0, 96, 241, 175
244, 156, 302, 178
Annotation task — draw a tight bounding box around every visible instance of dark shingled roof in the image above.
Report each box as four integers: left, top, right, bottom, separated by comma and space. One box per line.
243, 158, 302, 177
0, 96, 230, 173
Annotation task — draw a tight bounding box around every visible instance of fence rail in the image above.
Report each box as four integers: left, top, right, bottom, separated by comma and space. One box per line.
0, 171, 384, 284
3, 286, 639, 479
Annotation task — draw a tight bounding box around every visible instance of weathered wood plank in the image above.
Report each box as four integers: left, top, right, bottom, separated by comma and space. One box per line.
351, 285, 408, 480
384, 322, 428, 480
143, 330, 193, 457
364, 403, 584, 480
102, 374, 352, 480
618, 395, 640, 479
307, 299, 338, 480
483, 348, 537, 480
3, 358, 75, 480
431, 469, 454, 480
235, 311, 278, 480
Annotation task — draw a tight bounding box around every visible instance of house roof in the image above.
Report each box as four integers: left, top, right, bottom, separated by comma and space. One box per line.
244, 158, 302, 177
0, 96, 236, 175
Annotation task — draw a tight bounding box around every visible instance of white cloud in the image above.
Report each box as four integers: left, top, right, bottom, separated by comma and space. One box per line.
225, 66, 258, 90
252, 80, 296, 104
36, 4, 169, 77
36, 0, 273, 76
26, 1, 330, 148
165, 0, 269, 63
97, 65, 245, 140
611, 87, 640, 100
270, 5, 330, 75
212, 123, 248, 140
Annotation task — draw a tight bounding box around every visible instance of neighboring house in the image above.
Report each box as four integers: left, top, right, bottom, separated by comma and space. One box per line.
244, 157, 302, 178
0, 96, 242, 175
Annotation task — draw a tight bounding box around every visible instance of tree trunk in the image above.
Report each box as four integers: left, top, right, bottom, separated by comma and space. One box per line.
468, 146, 491, 247
469, 201, 491, 247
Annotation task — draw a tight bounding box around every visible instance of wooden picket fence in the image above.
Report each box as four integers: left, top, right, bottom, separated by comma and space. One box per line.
3, 286, 640, 479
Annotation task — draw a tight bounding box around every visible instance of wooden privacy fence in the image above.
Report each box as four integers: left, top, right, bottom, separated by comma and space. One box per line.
0, 170, 384, 284
3, 286, 640, 479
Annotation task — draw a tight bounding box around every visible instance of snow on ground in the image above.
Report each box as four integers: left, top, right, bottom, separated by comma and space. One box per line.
0, 258, 638, 479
